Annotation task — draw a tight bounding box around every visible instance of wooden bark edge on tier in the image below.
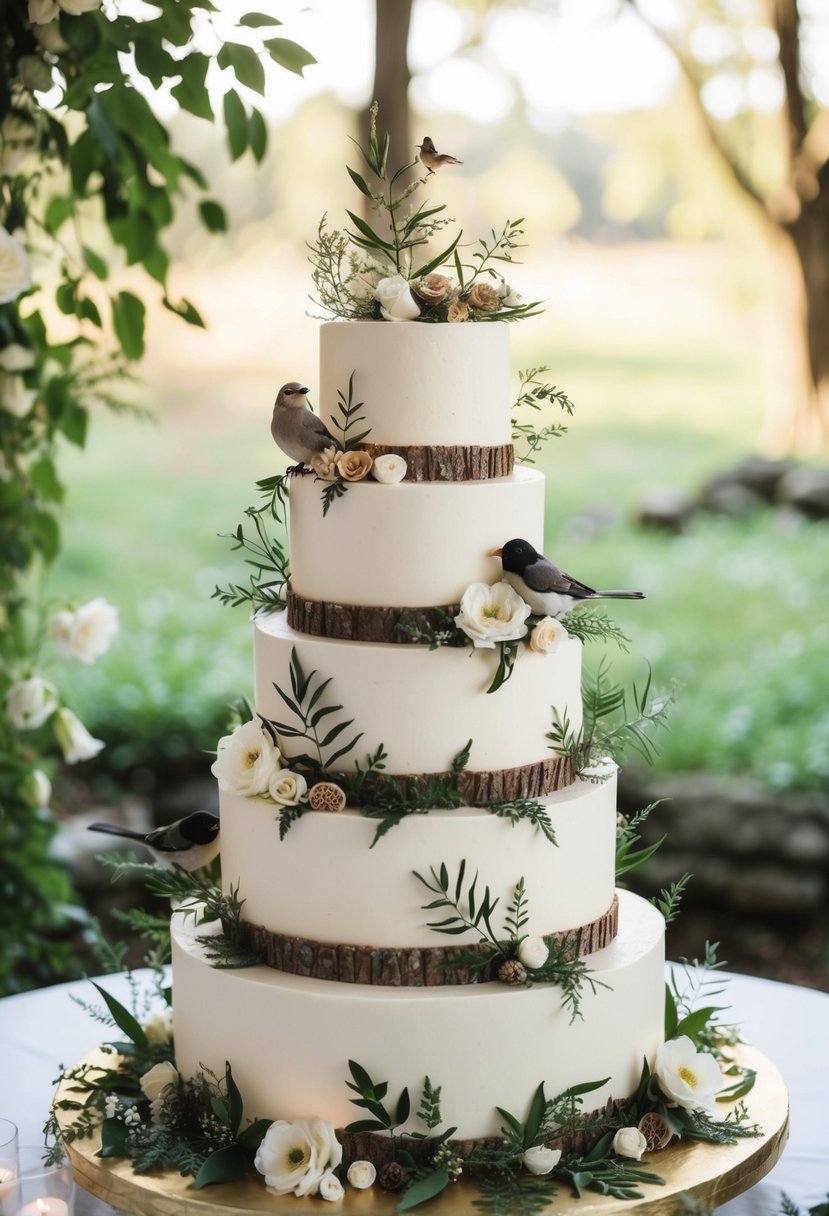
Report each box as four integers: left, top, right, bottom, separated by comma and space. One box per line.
287, 586, 460, 644
360, 441, 514, 481
247, 894, 619, 986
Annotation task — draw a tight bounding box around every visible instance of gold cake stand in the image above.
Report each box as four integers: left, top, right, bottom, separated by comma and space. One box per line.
56, 1046, 788, 1216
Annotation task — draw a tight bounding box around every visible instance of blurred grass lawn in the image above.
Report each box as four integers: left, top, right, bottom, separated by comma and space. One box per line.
50, 240, 829, 792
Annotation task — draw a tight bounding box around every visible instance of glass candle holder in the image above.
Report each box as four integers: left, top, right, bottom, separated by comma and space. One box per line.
16, 1148, 74, 1216
0, 1120, 19, 1216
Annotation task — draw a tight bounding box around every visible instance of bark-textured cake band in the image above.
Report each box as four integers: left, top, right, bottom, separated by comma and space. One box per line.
287, 585, 460, 644
247, 894, 619, 987
360, 440, 514, 481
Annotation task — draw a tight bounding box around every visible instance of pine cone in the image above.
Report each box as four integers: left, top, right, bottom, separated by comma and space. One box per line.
498, 958, 527, 986
377, 1161, 406, 1192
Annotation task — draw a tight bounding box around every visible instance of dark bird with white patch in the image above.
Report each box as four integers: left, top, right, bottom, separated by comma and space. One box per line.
490, 539, 645, 619
271, 381, 336, 473
88, 810, 220, 872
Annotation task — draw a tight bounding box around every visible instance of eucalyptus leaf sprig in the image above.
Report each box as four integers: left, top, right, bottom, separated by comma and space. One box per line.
511, 367, 575, 465
213, 475, 290, 611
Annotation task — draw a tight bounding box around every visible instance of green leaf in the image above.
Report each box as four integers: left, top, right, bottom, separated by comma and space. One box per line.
91, 982, 148, 1047
248, 108, 267, 162
31, 511, 61, 563
236, 1118, 271, 1149
60, 401, 88, 447
111, 291, 146, 360
82, 246, 108, 280
44, 196, 74, 235
239, 12, 282, 26
99, 1116, 130, 1158
170, 53, 214, 121
395, 1087, 411, 1126
664, 983, 678, 1040
87, 96, 120, 160
162, 297, 205, 328
345, 1118, 389, 1134
108, 210, 158, 265
134, 37, 180, 89
397, 1169, 450, 1212
225, 1063, 244, 1135
199, 200, 227, 233
223, 89, 248, 160
675, 1005, 723, 1044
347, 166, 372, 198
29, 457, 64, 503
218, 42, 266, 95
523, 1082, 546, 1148
263, 37, 317, 76
345, 208, 396, 252
193, 1145, 246, 1189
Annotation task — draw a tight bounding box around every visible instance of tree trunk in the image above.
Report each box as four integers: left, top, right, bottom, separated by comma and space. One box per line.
362, 0, 414, 169
786, 169, 829, 447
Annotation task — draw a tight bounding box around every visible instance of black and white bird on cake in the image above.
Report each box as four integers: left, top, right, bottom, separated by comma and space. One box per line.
88, 810, 220, 872
490, 539, 645, 619
270, 381, 336, 473
417, 136, 463, 174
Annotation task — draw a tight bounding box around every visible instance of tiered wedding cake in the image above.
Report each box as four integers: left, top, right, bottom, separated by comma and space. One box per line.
170, 314, 666, 1142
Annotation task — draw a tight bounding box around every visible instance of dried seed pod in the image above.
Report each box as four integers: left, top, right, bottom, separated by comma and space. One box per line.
308, 781, 347, 813
638, 1111, 673, 1151
497, 958, 527, 986
377, 1161, 406, 1192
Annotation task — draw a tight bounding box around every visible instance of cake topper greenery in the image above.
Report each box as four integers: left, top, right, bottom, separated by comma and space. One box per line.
308, 103, 542, 324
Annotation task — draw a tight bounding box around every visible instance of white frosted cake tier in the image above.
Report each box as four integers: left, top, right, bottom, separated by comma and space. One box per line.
219, 771, 617, 947
171, 890, 665, 1141
288, 467, 544, 608
253, 610, 583, 775
319, 320, 511, 448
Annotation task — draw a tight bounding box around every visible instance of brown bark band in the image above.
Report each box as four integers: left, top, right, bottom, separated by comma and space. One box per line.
360, 441, 514, 481
287, 585, 460, 644
248, 894, 618, 987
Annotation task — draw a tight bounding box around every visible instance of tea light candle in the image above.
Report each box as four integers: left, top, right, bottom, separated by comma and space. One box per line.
19, 1199, 69, 1216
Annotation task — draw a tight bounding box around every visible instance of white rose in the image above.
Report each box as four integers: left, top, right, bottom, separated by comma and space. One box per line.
612, 1126, 648, 1160
33, 19, 70, 52
0, 344, 35, 372
521, 1146, 561, 1175
139, 1060, 179, 1123
320, 1172, 344, 1201
454, 581, 531, 650
0, 374, 36, 418
53, 707, 105, 763
49, 596, 119, 663
0, 231, 31, 304
28, 0, 60, 22
529, 616, 567, 655
255, 1117, 343, 1198
20, 768, 52, 809
496, 278, 523, 308
268, 769, 307, 807
374, 275, 421, 322
517, 936, 549, 970
6, 676, 58, 729
211, 719, 282, 797
0, 116, 37, 176
654, 1036, 723, 1113
143, 1007, 174, 1045
58, 0, 102, 12
371, 454, 407, 484
347, 1160, 376, 1189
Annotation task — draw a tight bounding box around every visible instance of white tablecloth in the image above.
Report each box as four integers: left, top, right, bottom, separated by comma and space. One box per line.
1, 967, 826, 1213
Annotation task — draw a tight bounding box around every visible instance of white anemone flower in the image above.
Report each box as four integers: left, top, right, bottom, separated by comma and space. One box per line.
654, 1036, 723, 1113
454, 581, 531, 649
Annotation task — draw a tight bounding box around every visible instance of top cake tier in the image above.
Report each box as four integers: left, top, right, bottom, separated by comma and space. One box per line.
318, 320, 511, 448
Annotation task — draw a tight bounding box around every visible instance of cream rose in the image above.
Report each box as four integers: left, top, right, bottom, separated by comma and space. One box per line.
337, 449, 373, 482
211, 719, 282, 797
319, 1173, 344, 1201
612, 1126, 648, 1159
6, 676, 58, 729
414, 272, 453, 306
347, 1160, 376, 1189
268, 769, 307, 807
521, 1146, 561, 1175
371, 453, 407, 484
466, 281, 500, 312
447, 300, 468, 323
0, 230, 31, 304
454, 581, 531, 649
309, 446, 342, 481
49, 597, 119, 663
255, 1117, 343, 1198
28, 0, 59, 22
654, 1036, 723, 1113
53, 707, 105, 763
0, 375, 35, 417
374, 275, 421, 322
143, 1007, 174, 1045
529, 616, 568, 655
517, 936, 549, 970
139, 1061, 179, 1123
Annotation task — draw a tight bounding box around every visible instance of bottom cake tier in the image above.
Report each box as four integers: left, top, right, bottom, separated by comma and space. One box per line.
171, 889, 665, 1141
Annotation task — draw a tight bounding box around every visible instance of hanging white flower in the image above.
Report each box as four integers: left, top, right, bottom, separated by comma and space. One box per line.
49, 596, 119, 663
254, 1117, 343, 1198
20, 768, 52, 809
267, 769, 307, 807
33, 19, 70, 52
0, 231, 31, 304
28, 0, 59, 22
5, 676, 58, 730
529, 616, 568, 655
654, 1036, 723, 1113
612, 1126, 648, 1159
371, 453, 407, 484
53, 707, 105, 763
0, 374, 36, 418
211, 718, 282, 797
517, 936, 549, 970
374, 275, 421, 321
521, 1146, 561, 1175
454, 581, 531, 649
0, 344, 35, 372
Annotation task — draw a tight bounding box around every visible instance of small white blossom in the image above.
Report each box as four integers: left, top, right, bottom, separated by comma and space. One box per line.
0, 344, 35, 372
53, 707, 105, 763
211, 719, 282, 797
0, 374, 35, 418
267, 769, 307, 808
104, 1095, 118, 1119
143, 1007, 174, 1045
517, 936, 549, 970
654, 1036, 723, 1113
521, 1146, 561, 1175
371, 454, 407, 484
6, 676, 58, 730
49, 597, 119, 663
0, 230, 31, 303
319, 1172, 345, 1201
612, 1126, 648, 1160
374, 275, 421, 321
347, 1160, 376, 1189
454, 581, 531, 650
529, 616, 567, 655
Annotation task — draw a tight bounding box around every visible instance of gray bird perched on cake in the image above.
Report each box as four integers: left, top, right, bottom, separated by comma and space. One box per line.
490, 539, 645, 619
418, 136, 463, 174
271, 382, 336, 473
88, 810, 220, 871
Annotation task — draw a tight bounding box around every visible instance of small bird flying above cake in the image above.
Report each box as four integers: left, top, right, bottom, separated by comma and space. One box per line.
271, 381, 336, 474
490, 539, 645, 619
418, 136, 463, 174
88, 810, 220, 872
